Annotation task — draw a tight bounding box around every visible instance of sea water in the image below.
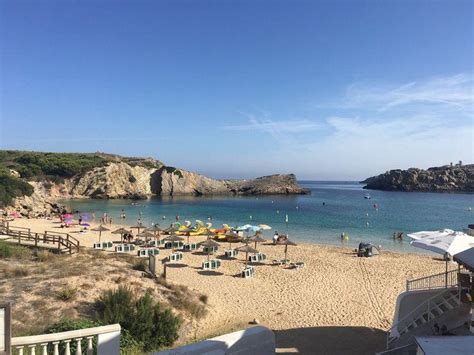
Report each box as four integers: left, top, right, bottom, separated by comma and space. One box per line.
63, 181, 473, 253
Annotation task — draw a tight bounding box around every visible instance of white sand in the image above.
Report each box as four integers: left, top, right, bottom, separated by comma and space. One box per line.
6, 217, 444, 353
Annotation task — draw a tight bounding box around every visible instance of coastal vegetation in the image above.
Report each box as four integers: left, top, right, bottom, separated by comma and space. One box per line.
0, 150, 162, 182
0, 244, 203, 353
0, 166, 34, 207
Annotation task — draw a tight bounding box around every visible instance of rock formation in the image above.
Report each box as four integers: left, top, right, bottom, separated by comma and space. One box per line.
362, 164, 474, 192
66, 164, 307, 198
2, 151, 307, 215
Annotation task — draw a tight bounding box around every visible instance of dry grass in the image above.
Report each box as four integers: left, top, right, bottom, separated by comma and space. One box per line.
131, 259, 147, 271
35, 250, 53, 262
4, 265, 30, 278
56, 285, 78, 301
157, 279, 208, 319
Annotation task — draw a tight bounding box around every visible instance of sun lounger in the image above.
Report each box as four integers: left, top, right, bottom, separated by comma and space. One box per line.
115, 244, 135, 253
203, 246, 218, 254
164, 241, 184, 249
169, 251, 184, 262
241, 265, 256, 278
202, 259, 221, 270
224, 249, 239, 258
272, 259, 291, 265
248, 253, 267, 263
289, 261, 305, 269
137, 247, 160, 257
147, 240, 160, 247
93, 241, 113, 250
183, 243, 198, 251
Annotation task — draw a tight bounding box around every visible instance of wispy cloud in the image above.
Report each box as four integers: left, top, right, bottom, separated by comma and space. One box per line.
345, 73, 474, 112
222, 118, 321, 134
215, 73, 473, 179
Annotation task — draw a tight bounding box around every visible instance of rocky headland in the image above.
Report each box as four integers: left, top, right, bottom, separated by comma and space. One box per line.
362, 164, 474, 193
0, 151, 307, 215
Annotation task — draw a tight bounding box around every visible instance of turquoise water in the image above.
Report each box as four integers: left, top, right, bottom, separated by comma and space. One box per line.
64, 181, 473, 253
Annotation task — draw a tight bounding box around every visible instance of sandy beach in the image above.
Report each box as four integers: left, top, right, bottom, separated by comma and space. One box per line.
4, 216, 446, 354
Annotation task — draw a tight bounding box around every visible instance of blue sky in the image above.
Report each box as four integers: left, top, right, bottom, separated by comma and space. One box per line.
1, 0, 473, 180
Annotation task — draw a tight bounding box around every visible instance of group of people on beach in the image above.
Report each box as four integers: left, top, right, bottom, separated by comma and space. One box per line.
273, 231, 288, 244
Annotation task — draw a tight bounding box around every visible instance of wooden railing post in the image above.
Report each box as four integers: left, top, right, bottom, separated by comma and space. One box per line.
58, 237, 62, 253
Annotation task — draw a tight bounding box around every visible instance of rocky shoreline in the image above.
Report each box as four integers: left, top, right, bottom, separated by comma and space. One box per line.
5, 153, 307, 215
362, 164, 474, 193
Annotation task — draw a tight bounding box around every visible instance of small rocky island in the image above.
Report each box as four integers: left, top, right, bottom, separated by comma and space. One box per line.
362, 163, 474, 193
0, 150, 307, 215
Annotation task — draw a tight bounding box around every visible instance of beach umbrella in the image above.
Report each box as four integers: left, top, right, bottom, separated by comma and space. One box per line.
248, 234, 266, 250
258, 224, 272, 230
164, 225, 179, 234
163, 234, 184, 251
206, 229, 216, 238
179, 227, 194, 243
408, 229, 474, 286
130, 222, 146, 234
145, 223, 163, 239
92, 224, 110, 242
200, 239, 220, 261
236, 224, 252, 231
146, 224, 163, 235
236, 244, 259, 267
408, 229, 474, 256
112, 227, 130, 243
137, 231, 155, 245
225, 230, 241, 249
79, 213, 91, 221
277, 239, 297, 261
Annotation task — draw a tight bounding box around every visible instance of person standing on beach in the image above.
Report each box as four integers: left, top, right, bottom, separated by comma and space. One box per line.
273, 231, 279, 244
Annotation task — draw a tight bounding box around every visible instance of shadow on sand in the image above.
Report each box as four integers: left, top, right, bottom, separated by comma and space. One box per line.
166, 263, 187, 268
197, 270, 224, 276
274, 326, 386, 355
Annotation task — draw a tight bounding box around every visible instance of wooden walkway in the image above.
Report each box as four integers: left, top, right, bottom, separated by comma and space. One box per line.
0, 221, 80, 255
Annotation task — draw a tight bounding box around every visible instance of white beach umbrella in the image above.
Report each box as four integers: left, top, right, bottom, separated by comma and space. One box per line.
408, 229, 474, 256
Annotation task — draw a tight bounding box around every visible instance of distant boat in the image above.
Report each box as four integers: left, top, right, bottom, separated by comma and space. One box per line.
364, 194, 371, 199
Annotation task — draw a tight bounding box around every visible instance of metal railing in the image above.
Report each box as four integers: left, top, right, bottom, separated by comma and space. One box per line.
11, 324, 121, 355
386, 287, 460, 349
406, 269, 459, 292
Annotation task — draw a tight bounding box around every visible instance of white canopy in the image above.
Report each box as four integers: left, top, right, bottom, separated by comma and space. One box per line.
408, 229, 474, 256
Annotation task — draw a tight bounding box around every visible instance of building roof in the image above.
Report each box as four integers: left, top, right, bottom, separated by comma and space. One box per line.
453, 247, 474, 272
415, 336, 474, 355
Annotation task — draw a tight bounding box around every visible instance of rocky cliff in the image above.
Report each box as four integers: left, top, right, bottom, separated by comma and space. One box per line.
362, 164, 474, 192
1, 151, 307, 215
64, 163, 307, 198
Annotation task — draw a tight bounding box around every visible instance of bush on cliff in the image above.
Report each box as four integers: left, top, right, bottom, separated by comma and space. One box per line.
0, 167, 34, 207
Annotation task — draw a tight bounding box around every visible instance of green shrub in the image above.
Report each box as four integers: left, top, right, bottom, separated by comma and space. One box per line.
120, 329, 144, 354
131, 259, 147, 272
45, 319, 102, 354
0, 241, 11, 258
96, 286, 181, 352
0, 242, 31, 260
0, 168, 34, 207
